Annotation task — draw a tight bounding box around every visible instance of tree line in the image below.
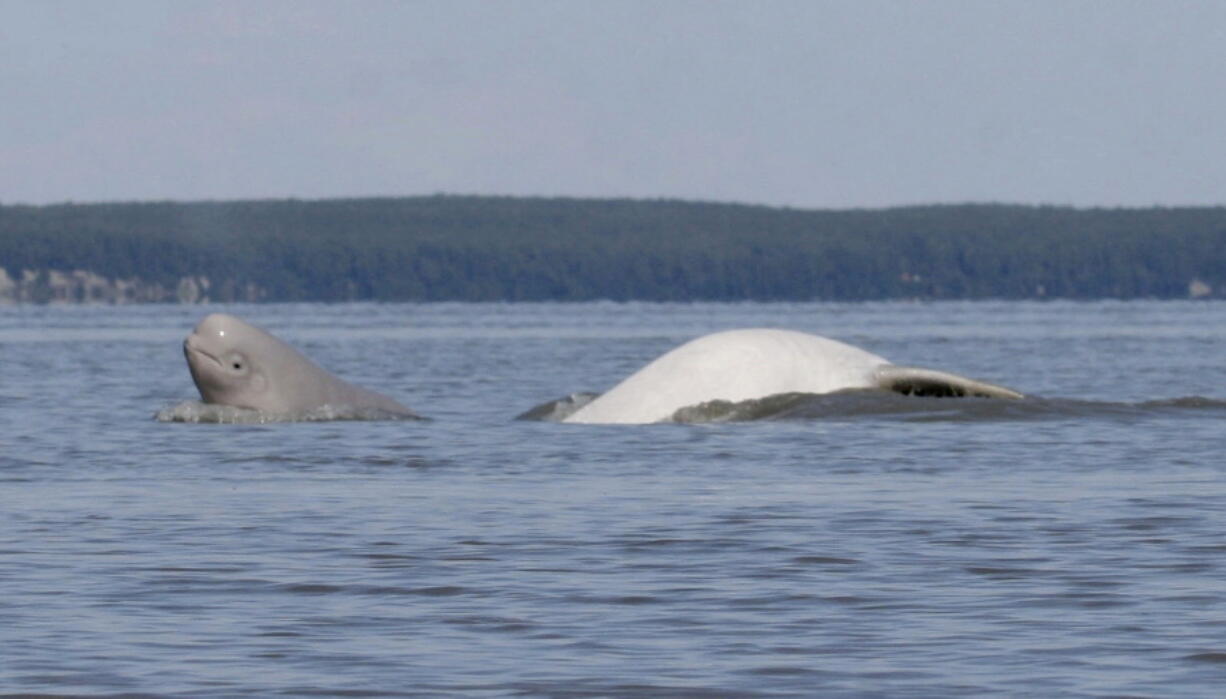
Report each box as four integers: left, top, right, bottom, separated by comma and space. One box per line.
1, 195, 1224, 302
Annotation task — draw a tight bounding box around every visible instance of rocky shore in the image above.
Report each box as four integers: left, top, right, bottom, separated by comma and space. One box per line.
0, 268, 264, 304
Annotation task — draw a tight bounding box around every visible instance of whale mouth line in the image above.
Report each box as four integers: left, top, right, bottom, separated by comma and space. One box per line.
184, 337, 223, 369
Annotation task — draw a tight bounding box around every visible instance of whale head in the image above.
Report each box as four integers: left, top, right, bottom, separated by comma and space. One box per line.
182, 312, 418, 417
183, 313, 283, 410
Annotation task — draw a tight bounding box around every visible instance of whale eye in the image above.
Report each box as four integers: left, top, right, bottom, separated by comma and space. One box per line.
224, 352, 249, 374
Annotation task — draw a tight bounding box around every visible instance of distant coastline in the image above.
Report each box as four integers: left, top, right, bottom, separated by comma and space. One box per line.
2, 196, 1223, 304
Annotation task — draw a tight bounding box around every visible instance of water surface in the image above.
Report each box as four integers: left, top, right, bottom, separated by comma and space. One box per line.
2, 301, 1225, 696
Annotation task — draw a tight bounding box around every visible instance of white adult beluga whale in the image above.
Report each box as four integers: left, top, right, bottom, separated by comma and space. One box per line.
182, 313, 418, 419
564, 328, 1022, 424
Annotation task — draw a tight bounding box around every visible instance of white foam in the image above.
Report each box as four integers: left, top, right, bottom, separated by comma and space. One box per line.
154, 400, 420, 423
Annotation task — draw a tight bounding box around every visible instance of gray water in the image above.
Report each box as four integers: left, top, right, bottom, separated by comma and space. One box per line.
3, 300, 1226, 697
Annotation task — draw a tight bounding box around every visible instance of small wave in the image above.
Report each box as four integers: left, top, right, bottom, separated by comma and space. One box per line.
671, 392, 816, 423
154, 400, 423, 424
1137, 396, 1226, 410
669, 391, 1226, 424
515, 392, 599, 421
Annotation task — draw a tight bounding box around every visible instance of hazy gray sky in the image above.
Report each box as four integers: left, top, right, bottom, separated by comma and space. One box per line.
4, 0, 1226, 208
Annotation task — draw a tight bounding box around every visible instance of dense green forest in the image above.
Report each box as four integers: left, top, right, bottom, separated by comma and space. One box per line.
1, 195, 1224, 302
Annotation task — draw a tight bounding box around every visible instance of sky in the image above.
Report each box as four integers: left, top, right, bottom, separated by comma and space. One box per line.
3, 0, 1226, 209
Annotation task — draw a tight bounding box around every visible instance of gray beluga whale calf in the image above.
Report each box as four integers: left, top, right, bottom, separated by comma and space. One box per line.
183, 313, 418, 418
564, 328, 1022, 424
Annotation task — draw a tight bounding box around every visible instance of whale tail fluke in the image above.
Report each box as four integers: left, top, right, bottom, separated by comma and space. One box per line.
872, 366, 1024, 400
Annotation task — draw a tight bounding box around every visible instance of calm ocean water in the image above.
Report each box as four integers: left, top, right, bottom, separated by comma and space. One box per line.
3, 300, 1226, 696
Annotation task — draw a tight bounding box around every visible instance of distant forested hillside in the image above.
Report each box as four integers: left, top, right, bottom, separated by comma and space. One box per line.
1, 196, 1224, 302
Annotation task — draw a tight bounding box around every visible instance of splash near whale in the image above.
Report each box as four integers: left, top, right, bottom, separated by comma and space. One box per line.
558, 329, 1022, 425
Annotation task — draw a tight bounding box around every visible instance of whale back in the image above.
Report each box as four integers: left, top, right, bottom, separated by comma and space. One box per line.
184, 313, 415, 416
564, 329, 890, 424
